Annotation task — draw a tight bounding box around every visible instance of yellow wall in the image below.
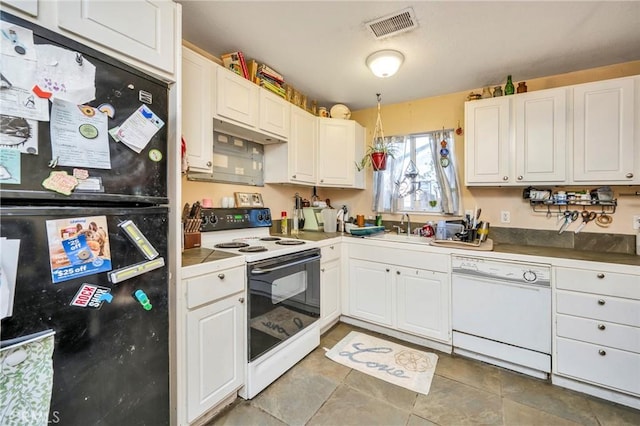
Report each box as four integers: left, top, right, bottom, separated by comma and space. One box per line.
183, 60, 640, 235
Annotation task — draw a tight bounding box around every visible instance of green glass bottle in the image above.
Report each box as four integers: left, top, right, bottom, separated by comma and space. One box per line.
505, 75, 515, 95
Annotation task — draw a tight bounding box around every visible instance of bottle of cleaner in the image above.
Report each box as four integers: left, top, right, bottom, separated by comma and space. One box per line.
281, 211, 288, 235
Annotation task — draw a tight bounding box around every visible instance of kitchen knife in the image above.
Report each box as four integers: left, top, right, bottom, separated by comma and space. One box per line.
182, 203, 190, 222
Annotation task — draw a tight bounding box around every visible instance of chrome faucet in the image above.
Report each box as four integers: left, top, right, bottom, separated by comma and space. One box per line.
400, 213, 411, 235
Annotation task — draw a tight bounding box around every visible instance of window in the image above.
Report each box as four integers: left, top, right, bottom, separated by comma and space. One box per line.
372, 129, 460, 215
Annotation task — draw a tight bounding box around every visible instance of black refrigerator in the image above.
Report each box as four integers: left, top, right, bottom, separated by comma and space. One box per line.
1, 12, 170, 425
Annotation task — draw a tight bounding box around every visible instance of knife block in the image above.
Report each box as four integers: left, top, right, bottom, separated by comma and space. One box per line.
184, 232, 201, 249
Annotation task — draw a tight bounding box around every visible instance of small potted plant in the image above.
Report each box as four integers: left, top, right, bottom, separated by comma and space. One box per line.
356, 136, 399, 171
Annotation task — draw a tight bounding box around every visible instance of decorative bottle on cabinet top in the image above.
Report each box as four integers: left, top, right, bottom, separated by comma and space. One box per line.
517, 81, 528, 93
481, 87, 492, 99
493, 86, 503, 97
505, 75, 515, 95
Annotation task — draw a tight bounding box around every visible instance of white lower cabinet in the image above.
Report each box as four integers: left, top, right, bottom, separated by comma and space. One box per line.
346, 242, 450, 343
348, 259, 394, 326
396, 266, 449, 342
184, 265, 245, 423
554, 266, 640, 399
320, 243, 341, 331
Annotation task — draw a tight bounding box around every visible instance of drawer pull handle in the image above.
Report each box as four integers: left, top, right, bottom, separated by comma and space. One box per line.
597, 324, 606, 330
598, 349, 606, 356
597, 299, 605, 305
386, 268, 390, 272
218, 273, 225, 280
596, 273, 605, 279
238, 297, 244, 304
396, 270, 401, 275
321, 268, 325, 273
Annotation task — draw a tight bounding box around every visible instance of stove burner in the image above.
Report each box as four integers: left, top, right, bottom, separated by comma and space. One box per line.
260, 237, 282, 241
215, 242, 250, 249
239, 246, 268, 253
275, 240, 306, 246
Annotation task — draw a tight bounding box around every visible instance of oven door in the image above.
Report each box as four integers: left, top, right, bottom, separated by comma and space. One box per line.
247, 248, 321, 361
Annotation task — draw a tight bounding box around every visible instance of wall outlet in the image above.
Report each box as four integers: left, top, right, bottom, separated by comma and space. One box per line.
633, 215, 640, 230
500, 211, 511, 224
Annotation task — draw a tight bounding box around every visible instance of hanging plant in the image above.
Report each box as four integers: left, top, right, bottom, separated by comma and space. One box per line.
355, 94, 398, 172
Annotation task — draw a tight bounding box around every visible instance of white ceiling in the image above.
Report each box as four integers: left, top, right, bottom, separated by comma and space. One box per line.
177, 1, 640, 111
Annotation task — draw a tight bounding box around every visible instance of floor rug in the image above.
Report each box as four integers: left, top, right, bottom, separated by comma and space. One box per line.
325, 331, 438, 395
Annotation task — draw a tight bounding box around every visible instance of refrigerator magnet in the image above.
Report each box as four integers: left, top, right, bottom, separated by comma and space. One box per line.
148, 149, 162, 162
42, 171, 78, 195
70, 283, 111, 309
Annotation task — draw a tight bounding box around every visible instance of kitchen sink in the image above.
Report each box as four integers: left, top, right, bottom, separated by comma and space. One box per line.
364, 232, 434, 245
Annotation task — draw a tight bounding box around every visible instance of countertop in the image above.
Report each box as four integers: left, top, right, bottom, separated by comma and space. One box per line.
181, 231, 640, 268
181, 247, 241, 267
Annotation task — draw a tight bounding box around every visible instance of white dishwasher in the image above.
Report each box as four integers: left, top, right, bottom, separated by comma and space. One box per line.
451, 255, 552, 379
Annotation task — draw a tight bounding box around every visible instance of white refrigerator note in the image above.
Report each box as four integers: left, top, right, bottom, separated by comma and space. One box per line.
112, 105, 164, 153
50, 99, 111, 169
35, 44, 96, 104
0, 237, 20, 319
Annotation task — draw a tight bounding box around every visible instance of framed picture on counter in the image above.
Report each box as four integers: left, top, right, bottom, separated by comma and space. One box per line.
234, 192, 251, 207
250, 193, 264, 207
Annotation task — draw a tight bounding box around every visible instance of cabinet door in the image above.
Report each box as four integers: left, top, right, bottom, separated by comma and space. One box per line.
186, 294, 245, 423
573, 77, 636, 182
259, 90, 290, 139
515, 88, 567, 183
289, 107, 318, 184
396, 267, 450, 342
214, 66, 258, 127
321, 258, 341, 329
57, 0, 175, 74
348, 259, 393, 326
182, 47, 213, 172
465, 97, 511, 184
3, 0, 38, 16
318, 119, 356, 187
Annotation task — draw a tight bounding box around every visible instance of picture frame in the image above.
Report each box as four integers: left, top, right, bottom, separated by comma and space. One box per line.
234, 192, 251, 207
250, 193, 264, 207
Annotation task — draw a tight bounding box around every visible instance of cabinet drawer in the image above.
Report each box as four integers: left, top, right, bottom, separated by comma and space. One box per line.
556, 337, 640, 395
186, 266, 245, 309
321, 243, 341, 262
349, 244, 448, 272
556, 314, 640, 353
555, 268, 640, 299
556, 290, 640, 327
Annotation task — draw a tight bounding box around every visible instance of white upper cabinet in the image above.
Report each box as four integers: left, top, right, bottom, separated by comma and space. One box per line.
2, 0, 178, 80
264, 107, 317, 185
317, 118, 365, 188
573, 77, 637, 183
213, 66, 258, 128
514, 88, 567, 183
465, 97, 510, 184
465, 75, 638, 186
57, 0, 176, 75
259, 89, 290, 139
211, 65, 289, 144
182, 47, 213, 173
3, 0, 38, 16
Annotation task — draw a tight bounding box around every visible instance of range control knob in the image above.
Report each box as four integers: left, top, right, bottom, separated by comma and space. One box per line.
208, 214, 218, 225
523, 270, 537, 282
257, 213, 263, 221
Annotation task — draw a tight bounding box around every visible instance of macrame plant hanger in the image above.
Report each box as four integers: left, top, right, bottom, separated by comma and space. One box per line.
370, 93, 388, 171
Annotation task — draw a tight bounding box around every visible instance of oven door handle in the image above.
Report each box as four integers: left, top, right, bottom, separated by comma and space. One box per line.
250, 254, 321, 275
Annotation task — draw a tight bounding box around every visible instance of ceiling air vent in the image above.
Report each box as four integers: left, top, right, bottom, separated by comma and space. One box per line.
365, 7, 418, 40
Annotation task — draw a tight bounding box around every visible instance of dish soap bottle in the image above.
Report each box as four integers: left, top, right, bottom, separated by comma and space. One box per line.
505, 75, 515, 95
281, 211, 288, 235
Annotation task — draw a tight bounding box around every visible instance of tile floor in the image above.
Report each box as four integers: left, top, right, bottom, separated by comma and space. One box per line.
210, 322, 640, 425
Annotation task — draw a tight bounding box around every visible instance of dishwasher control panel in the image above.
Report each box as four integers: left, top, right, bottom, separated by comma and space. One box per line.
451, 256, 551, 286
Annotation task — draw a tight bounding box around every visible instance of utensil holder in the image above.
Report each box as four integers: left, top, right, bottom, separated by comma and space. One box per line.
184, 232, 201, 249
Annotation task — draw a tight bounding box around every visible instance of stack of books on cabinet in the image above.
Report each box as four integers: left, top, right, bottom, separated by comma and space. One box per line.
220, 51, 285, 98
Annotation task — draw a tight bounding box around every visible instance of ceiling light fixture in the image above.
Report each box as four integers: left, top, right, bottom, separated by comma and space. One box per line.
366, 50, 404, 78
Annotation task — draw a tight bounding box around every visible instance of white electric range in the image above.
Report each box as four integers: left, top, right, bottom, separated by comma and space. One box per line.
199, 208, 321, 399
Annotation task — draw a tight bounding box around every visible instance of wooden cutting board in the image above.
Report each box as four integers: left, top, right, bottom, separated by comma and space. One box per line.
429, 238, 494, 251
